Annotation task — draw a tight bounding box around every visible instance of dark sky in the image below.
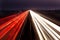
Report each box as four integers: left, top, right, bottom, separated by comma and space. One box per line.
1, 0, 60, 10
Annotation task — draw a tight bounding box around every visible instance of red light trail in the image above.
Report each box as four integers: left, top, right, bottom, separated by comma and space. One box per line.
0, 14, 17, 25
0, 11, 29, 40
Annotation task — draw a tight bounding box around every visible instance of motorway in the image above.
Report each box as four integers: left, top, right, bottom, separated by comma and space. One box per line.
0, 10, 60, 40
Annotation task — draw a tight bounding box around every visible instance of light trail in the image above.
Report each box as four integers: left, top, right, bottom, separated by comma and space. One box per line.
30, 10, 60, 40
0, 14, 17, 22
31, 13, 44, 40
12, 12, 28, 40
0, 11, 29, 40
0, 13, 23, 30
0, 13, 25, 39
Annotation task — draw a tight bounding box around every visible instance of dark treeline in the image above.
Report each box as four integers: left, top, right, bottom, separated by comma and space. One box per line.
0, 10, 27, 18
37, 10, 60, 21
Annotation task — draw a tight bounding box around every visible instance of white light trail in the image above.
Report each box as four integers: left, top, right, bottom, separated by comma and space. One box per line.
30, 10, 60, 40
30, 12, 44, 40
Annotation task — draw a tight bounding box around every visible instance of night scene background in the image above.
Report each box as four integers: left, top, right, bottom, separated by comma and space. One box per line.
0, 0, 60, 20
0, 0, 60, 40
